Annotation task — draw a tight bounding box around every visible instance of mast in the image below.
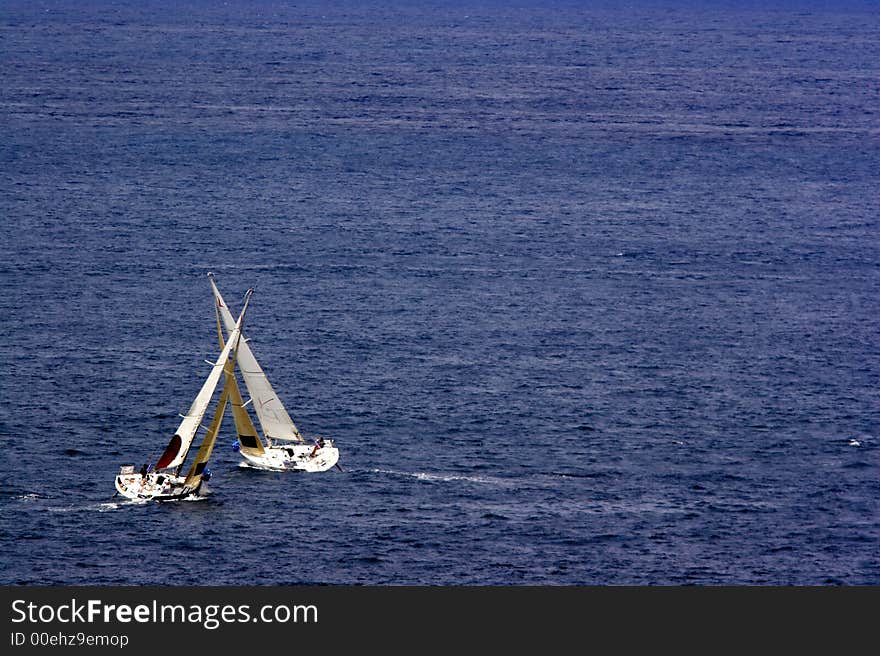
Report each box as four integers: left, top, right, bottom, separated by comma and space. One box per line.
155, 289, 253, 472
207, 272, 303, 443
214, 296, 265, 457
182, 382, 230, 487
182, 314, 247, 488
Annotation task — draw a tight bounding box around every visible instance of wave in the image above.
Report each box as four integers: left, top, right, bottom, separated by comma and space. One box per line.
370, 468, 513, 486
16, 493, 44, 501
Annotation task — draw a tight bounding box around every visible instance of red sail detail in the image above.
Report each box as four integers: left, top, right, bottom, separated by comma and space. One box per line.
155, 434, 182, 470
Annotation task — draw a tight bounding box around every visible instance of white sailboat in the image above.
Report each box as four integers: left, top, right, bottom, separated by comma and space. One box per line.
207, 272, 340, 472
114, 290, 253, 501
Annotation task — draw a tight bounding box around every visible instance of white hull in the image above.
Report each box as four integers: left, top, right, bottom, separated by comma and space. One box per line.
114, 470, 204, 502
238, 441, 340, 472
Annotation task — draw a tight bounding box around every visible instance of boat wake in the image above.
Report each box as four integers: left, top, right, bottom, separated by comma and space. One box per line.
13, 493, 127, 512
15, 493, 45, 502
371, 468, 513, 487
44, 501, 130, 512
38, 494, 211, 514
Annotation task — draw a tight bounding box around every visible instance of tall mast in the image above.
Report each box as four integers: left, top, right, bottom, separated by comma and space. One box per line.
155, 289, 253, 473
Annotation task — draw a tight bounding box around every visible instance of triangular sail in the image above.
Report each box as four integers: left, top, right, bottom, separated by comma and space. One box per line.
207, 273, 303, 443
182, 384, 229, 488
214, 302, 265, 457
156, 289, 253, 472
183, 316, 247, 488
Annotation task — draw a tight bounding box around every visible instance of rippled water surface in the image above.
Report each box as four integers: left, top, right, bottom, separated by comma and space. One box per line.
1, 0, 878, 585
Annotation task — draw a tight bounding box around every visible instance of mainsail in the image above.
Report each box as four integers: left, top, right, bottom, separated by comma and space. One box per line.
207, 273, 303, 443
214, 301, 265, 458
182, 318, 249, 487
182, 382, 229, 488
155, 289, 253, 471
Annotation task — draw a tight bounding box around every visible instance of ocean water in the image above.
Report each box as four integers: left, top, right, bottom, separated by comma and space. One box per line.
1, 0, 878, 585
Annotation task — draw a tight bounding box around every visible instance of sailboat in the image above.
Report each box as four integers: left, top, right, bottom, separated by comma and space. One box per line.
207, 272, 340, 472
114, 290, 253, 501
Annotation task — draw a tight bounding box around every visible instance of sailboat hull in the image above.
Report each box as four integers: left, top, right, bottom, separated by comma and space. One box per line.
114, 471, 203, 502
113, 288, 252, 502
238, 442, 339, 472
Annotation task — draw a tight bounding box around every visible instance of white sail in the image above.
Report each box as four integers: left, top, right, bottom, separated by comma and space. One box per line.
156, 290, 253, 471
207, 273, 303, 442
214, 302, 265, 457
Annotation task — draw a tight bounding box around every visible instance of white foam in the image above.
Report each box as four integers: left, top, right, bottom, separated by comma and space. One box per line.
372, 468, 510, 486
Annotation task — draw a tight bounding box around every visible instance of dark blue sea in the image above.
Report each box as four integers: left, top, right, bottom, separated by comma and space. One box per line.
1, 0, 878, 586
